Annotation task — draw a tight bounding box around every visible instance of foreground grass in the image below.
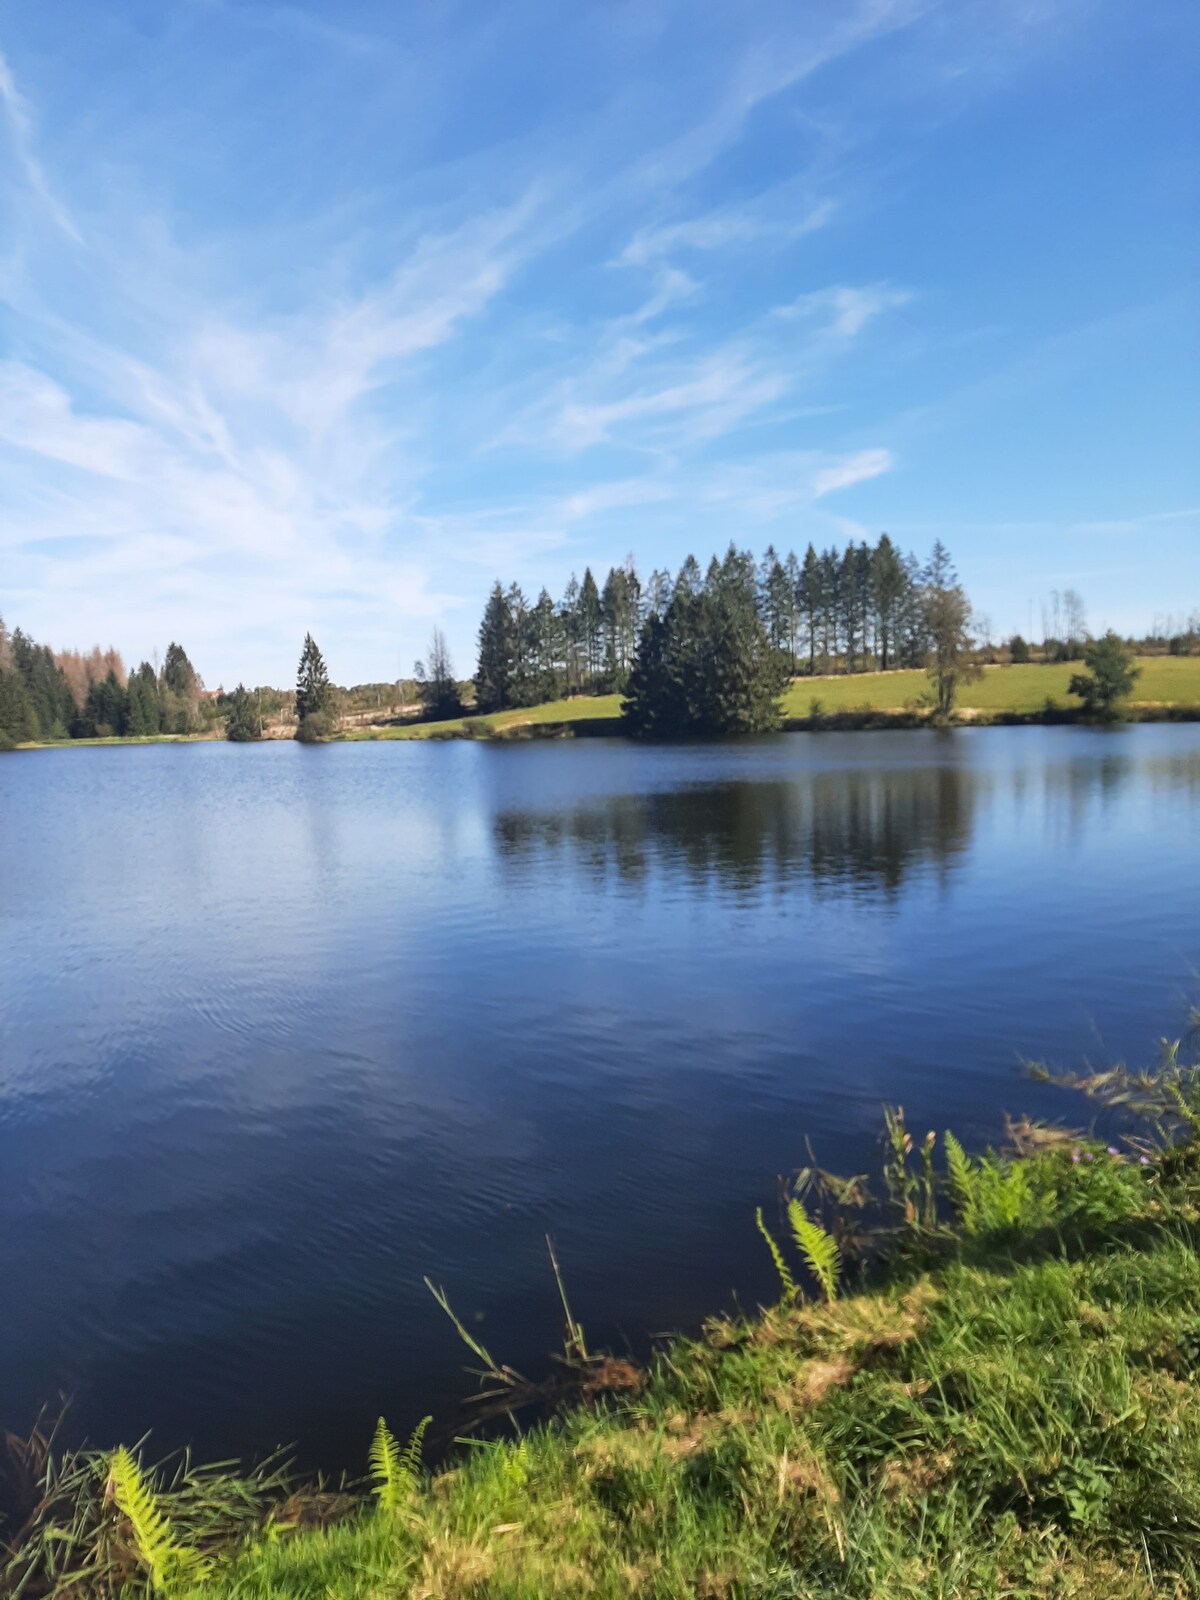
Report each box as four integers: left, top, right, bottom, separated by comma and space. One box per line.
11, 1077, 1195, 1599
150, 1129, 1200, 1599
342, 657, 1200, 741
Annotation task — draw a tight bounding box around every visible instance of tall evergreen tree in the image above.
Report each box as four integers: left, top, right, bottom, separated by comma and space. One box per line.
558, 574, 582, 694
839, 544, 860, 671
818, 548, 839, 671
225, 683, 262, 741
622, 578, 787, 738
784, 550, 801, 672
11, 628, 74, 738
871, 534, 905, 671
77, 669, 129, 738
126, 661, 161, 736
674, 554, 703, 597
0, 661, 36, 748
295, 632, 333, 740
799, 544, 821, 673
577, 568, 602, 684
475, 582, 514, 713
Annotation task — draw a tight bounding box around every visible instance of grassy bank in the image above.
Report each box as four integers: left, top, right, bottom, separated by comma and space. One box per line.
342, 657, 1200, 742
8, 1053, 1200, 1598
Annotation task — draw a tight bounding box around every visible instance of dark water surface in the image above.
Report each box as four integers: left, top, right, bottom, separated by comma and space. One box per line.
2, 727, 1198, 1466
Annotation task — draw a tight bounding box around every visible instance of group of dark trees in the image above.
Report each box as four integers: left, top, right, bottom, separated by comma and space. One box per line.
474, 537, 978, 736
474, 536, 941, 716
0, 616, 210, 750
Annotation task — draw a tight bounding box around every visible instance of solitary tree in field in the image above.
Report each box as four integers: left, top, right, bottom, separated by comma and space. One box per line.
922, 542, 981, 719
295, 633, 333, 741
1069, 632, 1140, 720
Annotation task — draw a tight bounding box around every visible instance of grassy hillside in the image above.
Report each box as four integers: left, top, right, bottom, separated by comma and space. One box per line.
11, 1068, 1200, 1600
343, 658, 1200, 741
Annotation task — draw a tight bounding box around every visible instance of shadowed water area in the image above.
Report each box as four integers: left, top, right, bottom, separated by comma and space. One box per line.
1, 726, 1198, 1468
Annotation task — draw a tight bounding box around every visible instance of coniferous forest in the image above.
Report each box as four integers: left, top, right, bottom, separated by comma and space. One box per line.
475, 536, 962, 736
0, 619, 214, 751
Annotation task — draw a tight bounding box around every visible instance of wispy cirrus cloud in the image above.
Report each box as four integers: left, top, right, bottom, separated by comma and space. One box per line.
812, 448, 895, 498
4, 0, 1174, 675
621, 194, 837, 267
0, 47, 80, 241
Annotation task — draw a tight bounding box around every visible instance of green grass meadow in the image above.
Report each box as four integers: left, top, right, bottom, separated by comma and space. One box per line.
342, 657, 1200, 741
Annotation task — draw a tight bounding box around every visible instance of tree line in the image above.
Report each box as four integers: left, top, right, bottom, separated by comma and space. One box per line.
473, 535, 940, 715
0, 617, 212, 750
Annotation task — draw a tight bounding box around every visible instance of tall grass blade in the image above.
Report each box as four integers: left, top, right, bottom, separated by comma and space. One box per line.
755, 1207, 796, 1305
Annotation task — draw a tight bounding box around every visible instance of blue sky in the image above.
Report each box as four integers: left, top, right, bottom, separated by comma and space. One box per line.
1, 0, 1197, 686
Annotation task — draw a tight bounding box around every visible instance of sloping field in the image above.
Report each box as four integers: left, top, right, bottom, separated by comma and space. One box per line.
343, 658, 1200, 740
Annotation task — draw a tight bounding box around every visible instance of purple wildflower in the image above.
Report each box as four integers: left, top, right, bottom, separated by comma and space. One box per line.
1084, 1151, 1094, 1162
1071, 1149, 1081, 1165
1107, 1146, 1120, 1157
1139, 1155, 1151, 1166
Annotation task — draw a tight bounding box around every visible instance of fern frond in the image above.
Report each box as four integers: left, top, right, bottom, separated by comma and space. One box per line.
787, 1200, 841, 1302
755, 1207, 796, 1305
400, 1416, 431, 1487
370, 1415, 431, 1514
106, 1447, 205, 1593
942, 1131, 979, 1234
369, 1418, 404, 1514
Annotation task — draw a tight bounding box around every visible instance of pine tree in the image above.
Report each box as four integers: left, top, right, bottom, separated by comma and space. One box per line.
79, 669, 129, 738
225, 683, 262, 741
11, 629, 74, 739
622, 578, 786, 738
799, 544, 821, 673
559, 575, 582, 694
784, 551, 801, 672
160, 642, 203, 734
871, 534, 905, 671
126, 662, 161, 736
475, 583, 514, 713
295, 632, 333, 740
578, 568, 602, 686
0, 662, 37, 748
674, 554, 703, 598
839, 544, 860, 671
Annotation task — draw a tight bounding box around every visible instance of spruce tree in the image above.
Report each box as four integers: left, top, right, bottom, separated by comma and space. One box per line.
475, 583, 513, 713
622, 580, 786, 739
578, 568, 602, 685
295, 632, 333, 740
226, 683, 262, 741
799, 544, 821, 673
871, 534, 905, 671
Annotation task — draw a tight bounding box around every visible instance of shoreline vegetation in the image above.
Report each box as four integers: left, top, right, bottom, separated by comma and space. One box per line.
9, 659, 1200, 751
5, 1032, 1200, 1597
4, 540, 1198, 752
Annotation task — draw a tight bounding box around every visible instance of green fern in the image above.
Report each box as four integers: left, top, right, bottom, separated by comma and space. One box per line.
755, 1207, 797, 1305
943, 1130, 979, 1234
106, 1447, 206, 1594
787, 1199, 841, 1302
369, 1416, 431, 1514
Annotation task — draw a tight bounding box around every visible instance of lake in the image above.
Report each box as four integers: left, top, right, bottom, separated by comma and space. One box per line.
1, 725, 1198, 1468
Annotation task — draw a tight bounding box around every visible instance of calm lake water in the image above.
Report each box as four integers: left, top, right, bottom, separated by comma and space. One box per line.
2, 726, 1199, 1467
